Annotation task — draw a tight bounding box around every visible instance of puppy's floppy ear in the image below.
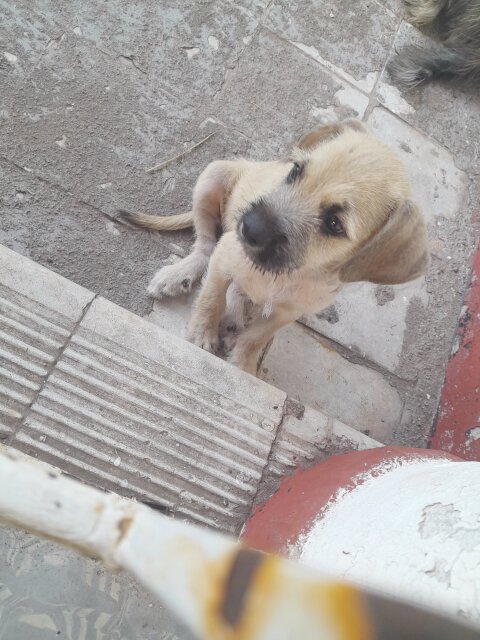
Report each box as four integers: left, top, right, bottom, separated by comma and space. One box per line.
297, 119, 367, 151
340, 201, 429, 285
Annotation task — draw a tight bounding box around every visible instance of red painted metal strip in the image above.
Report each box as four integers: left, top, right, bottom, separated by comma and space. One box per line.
431, 246, 480, 460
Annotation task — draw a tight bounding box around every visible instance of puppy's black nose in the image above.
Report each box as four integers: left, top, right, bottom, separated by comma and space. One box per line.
241, 206, 271, 248
241, 201, 287, 249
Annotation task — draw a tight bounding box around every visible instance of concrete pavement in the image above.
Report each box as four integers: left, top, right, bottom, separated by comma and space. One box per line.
1, 2, 480, 637
0, 2, 478, 448
0, 0, 480, 446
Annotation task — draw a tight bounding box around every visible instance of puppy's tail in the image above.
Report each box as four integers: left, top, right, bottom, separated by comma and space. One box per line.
388, 44, 480, 88
116, 209, 194, 231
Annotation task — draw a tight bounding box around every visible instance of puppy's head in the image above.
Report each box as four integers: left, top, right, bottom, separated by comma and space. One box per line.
237, 120, 428, 284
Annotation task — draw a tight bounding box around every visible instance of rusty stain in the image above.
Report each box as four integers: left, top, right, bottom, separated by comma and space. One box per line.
94, 502, 104, 514
201, 546, 377, 640
203, 550, 278, 639
221, 549, 264, 626
317, 583, 374, 640
205, 550, 328, 639
117, 515, 133, 541
202, 547, 239, 639
232, 553, 282, 638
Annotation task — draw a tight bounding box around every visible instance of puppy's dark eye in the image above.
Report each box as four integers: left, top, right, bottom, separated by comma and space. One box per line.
324, 215, 344, 235
286, 161, 304, 184
320, 203, 347, 237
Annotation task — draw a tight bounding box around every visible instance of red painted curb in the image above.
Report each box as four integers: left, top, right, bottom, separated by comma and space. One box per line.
242, 446, 458, 555
431, 246, 480, 461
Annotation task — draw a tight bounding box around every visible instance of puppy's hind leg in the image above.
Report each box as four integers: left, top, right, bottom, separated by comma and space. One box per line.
148, 161, 236, 299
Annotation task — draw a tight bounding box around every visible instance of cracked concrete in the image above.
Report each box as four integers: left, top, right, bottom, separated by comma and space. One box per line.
1, 0, 479, 452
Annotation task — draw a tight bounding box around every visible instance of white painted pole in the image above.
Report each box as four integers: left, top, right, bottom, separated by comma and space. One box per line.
1, 446, 478, 640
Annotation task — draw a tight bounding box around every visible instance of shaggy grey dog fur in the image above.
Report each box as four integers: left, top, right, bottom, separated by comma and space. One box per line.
388, 0, 480, 87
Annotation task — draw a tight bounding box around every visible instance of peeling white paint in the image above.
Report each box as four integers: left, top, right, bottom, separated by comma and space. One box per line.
55, 135, 67, 148
183, 47, 200, 60
376, 81, 415, 116
208, 35, 219, 51
290, 41, 377, 93
334, 86, 369, 118
199, 117, 218, 129
309, 105, 336, 121
466, 427, 480, 449
47, 34, 65, 49
105, 221, 121, 236
299, 458, 480, 623
4, 51, 18, 64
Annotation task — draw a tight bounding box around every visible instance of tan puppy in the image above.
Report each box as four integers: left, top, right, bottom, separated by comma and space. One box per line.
120, 119, 429, 375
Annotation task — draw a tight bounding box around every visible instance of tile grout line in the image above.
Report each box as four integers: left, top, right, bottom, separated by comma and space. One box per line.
365, 101, 471, 173
261, 18, 466, 169
7, 294, 99, 445
295, 321, 415, 393
363, 17, 405, 122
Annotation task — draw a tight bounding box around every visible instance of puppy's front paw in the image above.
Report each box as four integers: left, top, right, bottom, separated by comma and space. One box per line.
186, 320, 220, 354
147, 264, 194, 299
228, 349, 257, 376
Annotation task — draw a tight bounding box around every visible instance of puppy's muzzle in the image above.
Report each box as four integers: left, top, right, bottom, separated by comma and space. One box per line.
239, 202, 290, 273
240, 206, 286, 248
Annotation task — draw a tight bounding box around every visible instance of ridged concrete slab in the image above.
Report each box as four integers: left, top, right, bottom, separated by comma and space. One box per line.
1, 244, 378, 534
0, 247, 94, 439
16, 297, 284, 533
252, 403, 381, 507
